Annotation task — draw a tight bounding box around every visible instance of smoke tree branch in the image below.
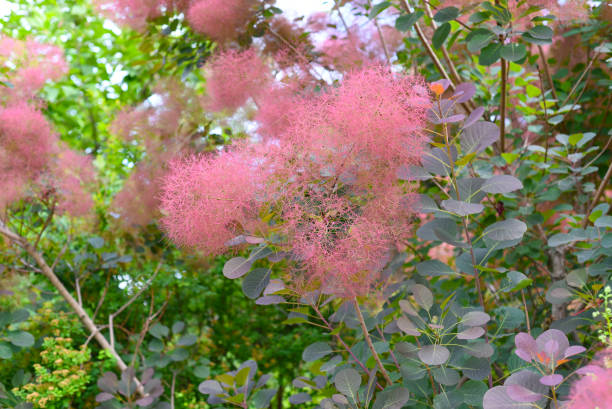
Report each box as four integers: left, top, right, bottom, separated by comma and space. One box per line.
0, 220, 146, 397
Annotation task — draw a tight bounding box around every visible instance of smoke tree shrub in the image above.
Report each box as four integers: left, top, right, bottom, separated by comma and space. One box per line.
0, 0, 611, 409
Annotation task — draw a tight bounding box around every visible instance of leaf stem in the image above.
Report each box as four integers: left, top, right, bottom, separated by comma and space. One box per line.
500, 58, 507, 153
353, 298, 393, 386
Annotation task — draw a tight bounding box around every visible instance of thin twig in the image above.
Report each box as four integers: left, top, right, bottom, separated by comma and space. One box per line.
34, 203, 55, 250
538, 45, 559, 103
582, 162, 612, 228
92, 272, 112, 322
353, 298, 393, 386
367, 0, 391, 65
398, 0, 452, 89
521, 289, 531, 335
312, 303, 384, 391
500, 58, 507, 153
537, 65, 551, 162
561, 53, 600, 107
0, 220, 146, 396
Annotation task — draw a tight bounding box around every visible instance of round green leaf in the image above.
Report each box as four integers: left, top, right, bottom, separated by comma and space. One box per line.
302, 342, 332, 362
7, 331, 34, 348
434, 7, 459, 23
412, 284, 433, 311
528, 25, 553, 39
479, 42, 502, 66
334, 368, 361, 402
432, 23, 451, 49
177, 334, 198, 347
500, 43, 526, 62
149, 323, 169, 339
242, 268, 271, 299
418, 345, 450, 365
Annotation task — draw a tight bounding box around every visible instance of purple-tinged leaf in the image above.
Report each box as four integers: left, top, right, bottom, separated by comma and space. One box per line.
412, 284, 433, 311
515, 348, 532, 362
433, 79, 451, 92
399, 300, 419, 316
255, 295, 285, 305
314, 375, 327, 389
440, 114, 465, 123
245, 236, 265, 244
332, 394, 349, 405
289, 393, 311, 404
539, 374, 563, 386
515, 333, 536, 354
135, 396, 154, 407
198, 380, 223, 395
463, 106, 485, 128
397, 315, 420, 336
536, 329, 569, 360
563, 345, 586, 358
225, 235, 247, 246
454, 82, 476, 102
506, 384, 541, 403
442, 199, 484, 216
457, 326, 485, 340
396, 164, 431, 181
334, 368, 361, 402
263, 279, 284, 295
267, 252, 287, 263
544, 340, 559, 357
464, 341, 494, 358
414, 194, 439, 213
418, 344, 450, 365
505, 370, 548, 395
97, 372, 118, 394
302, 342, 332, 362
461, 121, 499, 155
141, 368, 154, 384
481, 175, 523, 194
483, 386, 514, 409
223, 257, 252, 279
462, 311, 490, 327
95, 392, 114, 402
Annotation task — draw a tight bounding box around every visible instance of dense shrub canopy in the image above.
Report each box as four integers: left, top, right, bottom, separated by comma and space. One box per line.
0, 1, 611, 409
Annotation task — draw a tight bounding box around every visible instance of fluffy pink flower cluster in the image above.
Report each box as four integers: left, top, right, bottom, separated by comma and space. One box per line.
0, 103, 57, 208
49, 149, 97, 217
110, 79, 203, 227
161, 65, 430, 297
160, 147, 266, 254
113, 159, 165, 228
111, 78, 202, 148
203, 48, 271, 112
566, 349, 612, 409
0, 38, 96, 217
0, 37, 68, 102
94, 0, 189, 32
186, 0, 254, 43
309, 11, 403, 73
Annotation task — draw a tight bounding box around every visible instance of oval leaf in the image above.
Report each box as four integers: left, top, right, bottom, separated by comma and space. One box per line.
418, 345, 450, 365
223, 257, 252, 279
242, 268, 271, 299
334, 368, 361, 402
302, 342, 333, 362
412, 284, 433, 311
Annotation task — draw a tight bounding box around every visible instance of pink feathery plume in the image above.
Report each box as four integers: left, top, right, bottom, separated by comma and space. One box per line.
186, 0, 254, 43
203, 48, 271, 112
